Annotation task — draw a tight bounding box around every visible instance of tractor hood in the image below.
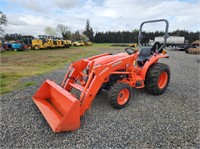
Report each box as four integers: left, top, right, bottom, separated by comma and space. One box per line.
94, 53, 128, 65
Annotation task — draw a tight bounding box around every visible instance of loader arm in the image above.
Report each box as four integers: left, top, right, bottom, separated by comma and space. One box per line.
79, 54, 137, 115
61, 52, 138, 116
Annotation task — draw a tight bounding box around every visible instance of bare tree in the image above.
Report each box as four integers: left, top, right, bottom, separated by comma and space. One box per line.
56, 24, 73, 39
44, 26, 56, 36
0, 11, 8, 35
57, 24, 67, 35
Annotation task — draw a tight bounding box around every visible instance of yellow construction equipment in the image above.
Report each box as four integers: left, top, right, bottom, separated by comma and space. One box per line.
48, 36, 65, 48
21, 35, 50, 50
80, 40, 92, 46
47, 39, 57, 48
72, 41, 84, 46
57, 39, 64, 48
79, 41, 92, 46
37, 35, 52, 49
85, 41, 92, 46
72, 41, 92, 46
62, 40, 71, 48
128, 43, 137, 48
66, 40, 72, 46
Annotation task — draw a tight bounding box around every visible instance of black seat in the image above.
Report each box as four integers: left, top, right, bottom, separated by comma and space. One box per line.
137, 47, 152, 66
137, 42, 162, 66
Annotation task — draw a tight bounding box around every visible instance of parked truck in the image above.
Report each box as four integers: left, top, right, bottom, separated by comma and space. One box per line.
149, 36, 189, 51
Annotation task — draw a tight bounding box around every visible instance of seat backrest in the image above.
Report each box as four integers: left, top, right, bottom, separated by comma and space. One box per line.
139, 47, 152, 57
151, 42, 162, 53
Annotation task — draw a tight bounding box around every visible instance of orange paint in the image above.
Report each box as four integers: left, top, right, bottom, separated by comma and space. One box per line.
158, 71, 168, 89
32, 52, 169, 132
117, 88, 130, 105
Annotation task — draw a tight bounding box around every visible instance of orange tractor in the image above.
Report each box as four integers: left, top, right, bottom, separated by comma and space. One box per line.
33, 19, 170, 132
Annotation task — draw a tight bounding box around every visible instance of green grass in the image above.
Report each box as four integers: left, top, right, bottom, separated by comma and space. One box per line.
0, 43, 117, 95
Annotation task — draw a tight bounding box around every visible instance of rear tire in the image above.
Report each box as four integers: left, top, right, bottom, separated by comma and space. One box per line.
27, 45, 32, 50
34, 45, 40, 50
145, 63, 170, 95
108, 82, 131, 109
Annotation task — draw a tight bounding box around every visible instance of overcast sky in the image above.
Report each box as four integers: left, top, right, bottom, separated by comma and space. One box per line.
1, 0, 199, 36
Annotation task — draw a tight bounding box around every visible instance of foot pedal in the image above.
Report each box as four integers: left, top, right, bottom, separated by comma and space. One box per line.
136, 80, 144, 88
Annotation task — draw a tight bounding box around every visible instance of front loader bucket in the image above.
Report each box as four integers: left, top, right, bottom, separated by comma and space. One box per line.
32, 80, 80, 132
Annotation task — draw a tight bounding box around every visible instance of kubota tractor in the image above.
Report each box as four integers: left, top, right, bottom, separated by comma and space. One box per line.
33, 19, 170, 132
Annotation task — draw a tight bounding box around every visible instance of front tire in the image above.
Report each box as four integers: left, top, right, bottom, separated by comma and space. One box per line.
145, 63, 170, 95
108, 82, 131, 109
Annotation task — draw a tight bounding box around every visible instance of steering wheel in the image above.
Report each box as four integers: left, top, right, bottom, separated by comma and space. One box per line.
125, 48, 137, 55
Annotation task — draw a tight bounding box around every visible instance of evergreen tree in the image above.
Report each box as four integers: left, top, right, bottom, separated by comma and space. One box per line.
83, 19, 94, 41
93, 30, 199, 43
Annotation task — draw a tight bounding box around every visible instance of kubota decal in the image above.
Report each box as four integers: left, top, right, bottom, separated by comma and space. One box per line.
112, 61, 122, 67
99, 67, 109, 76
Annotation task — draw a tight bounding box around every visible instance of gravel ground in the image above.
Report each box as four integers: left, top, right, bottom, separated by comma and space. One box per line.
1, 49, 200, 148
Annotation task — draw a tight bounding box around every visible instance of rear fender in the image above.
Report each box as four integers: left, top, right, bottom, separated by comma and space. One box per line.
141, 54, 169, 80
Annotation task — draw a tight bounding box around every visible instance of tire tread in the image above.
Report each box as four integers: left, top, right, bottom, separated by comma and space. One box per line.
145, 63, 170, 95
108, 83, 131, 109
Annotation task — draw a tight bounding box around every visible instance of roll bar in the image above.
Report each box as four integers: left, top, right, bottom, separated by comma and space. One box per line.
138, 19, 169, 52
